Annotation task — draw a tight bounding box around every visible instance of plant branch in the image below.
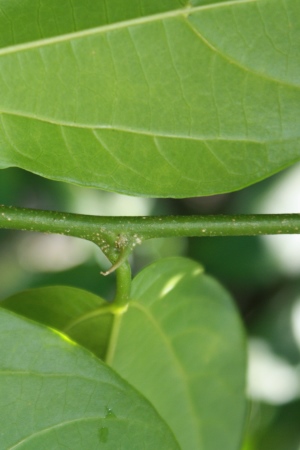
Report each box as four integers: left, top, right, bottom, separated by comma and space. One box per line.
1, 205, 300, 242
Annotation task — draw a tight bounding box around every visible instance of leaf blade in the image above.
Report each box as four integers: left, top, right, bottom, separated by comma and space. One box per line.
1, 286, 113, 359
0, 308, 180, 449
2, 259, 247, 450
112, 258, 247, 450
0, 0, 299, 196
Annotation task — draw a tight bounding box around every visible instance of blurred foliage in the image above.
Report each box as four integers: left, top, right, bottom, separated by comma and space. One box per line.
1, 164, 300, 449
243, 400, 300, 450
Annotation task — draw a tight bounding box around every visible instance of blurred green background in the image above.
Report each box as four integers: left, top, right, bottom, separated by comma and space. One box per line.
0, 162, 300, 450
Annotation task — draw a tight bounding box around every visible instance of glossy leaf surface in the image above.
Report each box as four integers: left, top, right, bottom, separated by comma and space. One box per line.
1, 286, 112, 359
3, 258, 247, 450
0, 0, 299, 197
0, 308, 179, 449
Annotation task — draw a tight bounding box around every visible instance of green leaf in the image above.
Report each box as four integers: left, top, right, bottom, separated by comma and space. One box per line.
0, 0, 299, 197
0, 308, 179, 449
1, 286, 113, 359
111, 258, 247, 450
3, 258, 247, 450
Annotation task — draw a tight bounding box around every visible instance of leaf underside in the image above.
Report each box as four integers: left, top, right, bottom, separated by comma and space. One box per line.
3, 258, 247, 450
0, 0, 299, 197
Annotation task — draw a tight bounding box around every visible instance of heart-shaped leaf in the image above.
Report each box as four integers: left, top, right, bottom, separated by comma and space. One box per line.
0, 0, 299, 197
3, 257, 247, 449
0, 308, 179, 449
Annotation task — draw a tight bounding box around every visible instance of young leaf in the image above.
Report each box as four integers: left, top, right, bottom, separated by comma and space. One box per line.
0, 308, 179, 449
1, 286, 113, 359
0, 0, 299, 197
111, 257, 247, 450
3, 258, 247, 450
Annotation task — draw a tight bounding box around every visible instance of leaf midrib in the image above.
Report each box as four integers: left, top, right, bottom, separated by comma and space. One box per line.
113, 300, 203, 450
0, 109, 280, 144
0, 0, 257, 57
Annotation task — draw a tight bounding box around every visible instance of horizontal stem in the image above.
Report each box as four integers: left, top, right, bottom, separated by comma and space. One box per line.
0, 205, 300, 242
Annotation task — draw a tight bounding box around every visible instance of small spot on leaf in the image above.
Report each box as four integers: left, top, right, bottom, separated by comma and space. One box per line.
105, 406, 117, 419
98, 426, 109, 443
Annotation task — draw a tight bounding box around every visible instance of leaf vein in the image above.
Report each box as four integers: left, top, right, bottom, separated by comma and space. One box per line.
0, 0, 259, 58
0, 110, 272, 143
183, 15, 299, 89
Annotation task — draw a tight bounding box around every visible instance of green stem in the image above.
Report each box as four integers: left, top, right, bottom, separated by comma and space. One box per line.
104, 262, 131, 365
0, 205, 300, 240
113, 261, 132, 310
1, 204, 299, 309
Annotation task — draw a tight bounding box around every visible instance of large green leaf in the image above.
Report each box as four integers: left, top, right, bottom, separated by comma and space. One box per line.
2, 258, 247, 450
0, 308, 179, 449
0, 0, 299, 197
